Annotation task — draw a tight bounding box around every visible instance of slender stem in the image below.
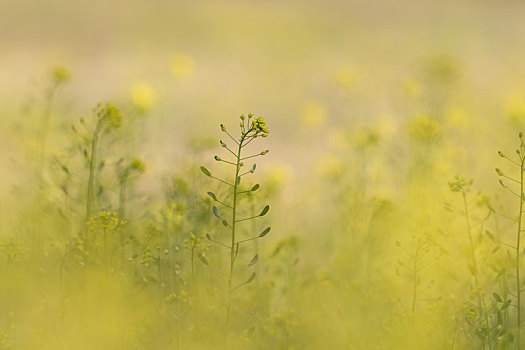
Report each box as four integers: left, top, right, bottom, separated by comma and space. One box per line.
85, 121, 102, 228
226, 132, 246, 330
517, 155, 524, 349
411, 247, 419, 316
119, 169, 129, 219
463, 191, 489, 347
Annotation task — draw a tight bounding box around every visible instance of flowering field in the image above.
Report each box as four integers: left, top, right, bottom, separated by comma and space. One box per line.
3, 0, 525, 349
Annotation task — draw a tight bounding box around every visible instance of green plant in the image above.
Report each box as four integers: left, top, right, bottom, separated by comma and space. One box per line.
37, 66, 71, 183
201, 113, 270, 331
84, 103, 123, 225
116, 157, 146, 219
447, 176, 504, 349
496, 133, 525, 349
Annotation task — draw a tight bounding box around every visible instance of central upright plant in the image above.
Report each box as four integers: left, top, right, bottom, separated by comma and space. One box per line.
496, 132, 525, 349
201, 113, 270, 330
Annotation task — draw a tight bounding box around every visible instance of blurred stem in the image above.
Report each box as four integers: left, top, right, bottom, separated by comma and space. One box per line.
517, 153, 524, 350
411, 244, 420, 316
119, 169, 130, 219
37, 84, 58, 185
85, 120, 102, 228
462, 191, 491, 349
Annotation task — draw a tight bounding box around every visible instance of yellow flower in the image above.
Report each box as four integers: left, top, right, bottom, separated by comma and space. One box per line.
170, 53, 194, 79
300, 102, 326, 128
52, 66, 71, 84
407, 114, 441, 144
131, 82, 155, 113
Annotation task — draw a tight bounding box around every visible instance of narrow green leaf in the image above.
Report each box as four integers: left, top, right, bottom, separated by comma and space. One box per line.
249, 254, 259, 266
201, 166, 211, 177
245, 326, 255, 337
259, 227, 271, 237
485, 230, 495, 242
246, 272, 256, 284
259, 205, 270, 217
199, 254, 209, 265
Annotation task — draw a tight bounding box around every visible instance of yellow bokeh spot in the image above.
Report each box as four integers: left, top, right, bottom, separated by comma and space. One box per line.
445, 107, 469, 128
400, 78, 422, 97
335, 66, 357, 91
131, 82, 155, 113
300, 101, 326, 128
265, 164, 293, 187
316, 154, 343, 179
407, 114, 441, 144
170, 53, 195, 79
505, 92, 525, 124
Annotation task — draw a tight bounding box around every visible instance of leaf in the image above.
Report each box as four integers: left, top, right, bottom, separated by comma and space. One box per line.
485, 230, 495, 242
246, 272, 256, 284
206, 233, 212, 240
259, 205, 270, 217
245, 326, 255, 337
259, 227, 271, 237
207, 192, 217, 201
199, 253, 209, 265
251, 184, 260, 192
213, 206, 220, 218
493, 292, 502, 303
222, 219, 229, 227
249, 254, 259, 266
200, 166, 211, 177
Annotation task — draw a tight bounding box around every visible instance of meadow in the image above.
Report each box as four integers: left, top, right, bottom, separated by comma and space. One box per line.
3, 0, 525, 349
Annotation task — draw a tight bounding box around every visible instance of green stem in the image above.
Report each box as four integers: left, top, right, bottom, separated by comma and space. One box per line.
119, 170, 129, 219
411, 247, 419, 316
226, 132, 247, 329
85, 121, 102, 227
518, 156, 524, 350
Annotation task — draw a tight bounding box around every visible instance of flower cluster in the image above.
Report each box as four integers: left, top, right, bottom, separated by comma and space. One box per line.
95, 103, 123, 131
251, 116, 269, 134
448, 175, 473, 193
184, 233, 206, 250
87, 210, 127, 232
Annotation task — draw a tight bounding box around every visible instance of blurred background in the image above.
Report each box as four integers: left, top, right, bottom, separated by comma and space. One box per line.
2, 0, 525, 349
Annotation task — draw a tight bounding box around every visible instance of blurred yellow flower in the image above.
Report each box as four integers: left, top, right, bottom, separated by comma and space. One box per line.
52, 65, 71, 85
334, 66, 357, 91
328, 128, 350, 150
505, 92, 525, 124
407, 114, 441, 144
445, 107, 469, 128
170, 53, 195, 79
300, 101, 326, 128
265, 164, 292, 188
131, 82, 155, 113
316, 154, 343, 179
400, 78, 422, 97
